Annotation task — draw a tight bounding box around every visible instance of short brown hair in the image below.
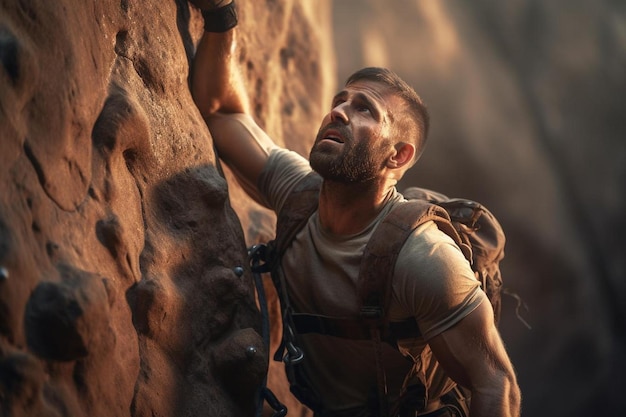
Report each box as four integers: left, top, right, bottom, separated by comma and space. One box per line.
345, 67, 430, 162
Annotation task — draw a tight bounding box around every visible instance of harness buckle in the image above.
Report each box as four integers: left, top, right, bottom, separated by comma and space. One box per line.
284, 341, 304, 364
248, 244, 271, 273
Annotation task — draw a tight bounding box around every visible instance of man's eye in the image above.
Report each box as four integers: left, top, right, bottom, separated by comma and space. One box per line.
331, 99, 345, 109
356, 105, 371, 113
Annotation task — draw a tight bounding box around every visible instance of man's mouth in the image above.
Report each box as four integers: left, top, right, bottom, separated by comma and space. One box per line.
322, 129, 344, 143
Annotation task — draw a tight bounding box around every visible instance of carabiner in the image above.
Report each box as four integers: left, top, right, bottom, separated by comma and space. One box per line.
284, 341, 304, 365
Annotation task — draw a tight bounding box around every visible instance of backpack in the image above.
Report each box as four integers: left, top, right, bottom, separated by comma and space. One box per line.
251, 172, 506, 416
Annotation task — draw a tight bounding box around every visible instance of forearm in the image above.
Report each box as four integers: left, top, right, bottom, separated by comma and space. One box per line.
469, 372, 521, 417
190, 25, 249, 117
189, 1, 277, 203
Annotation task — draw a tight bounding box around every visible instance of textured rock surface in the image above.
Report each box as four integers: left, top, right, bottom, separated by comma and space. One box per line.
333, 1, 625, 416
0, 0, 331, 416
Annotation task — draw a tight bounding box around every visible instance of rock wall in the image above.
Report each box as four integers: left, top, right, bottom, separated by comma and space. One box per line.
333, 1, 626, 416
0, 0, 332, 416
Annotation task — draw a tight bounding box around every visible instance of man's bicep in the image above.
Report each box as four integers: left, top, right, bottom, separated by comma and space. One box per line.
207, 113, 278, 198
427, 299, 512, 390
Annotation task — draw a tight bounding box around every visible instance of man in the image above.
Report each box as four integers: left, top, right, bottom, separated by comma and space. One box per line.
190, 1, 521, 416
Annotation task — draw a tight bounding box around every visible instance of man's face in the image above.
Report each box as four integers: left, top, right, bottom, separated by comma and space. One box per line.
310, 81, 401, 183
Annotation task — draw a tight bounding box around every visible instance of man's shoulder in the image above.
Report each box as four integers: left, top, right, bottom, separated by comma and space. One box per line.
267, 147, 309, 168
384, 198, 477, 280
262, 148, 312, 186
393, 216, 473, 275
259, 148, 314, 214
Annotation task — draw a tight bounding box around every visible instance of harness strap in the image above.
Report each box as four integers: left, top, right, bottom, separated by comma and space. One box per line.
291, 313, 421, 342
249, 245, 289, 417
370, 325, 389, 417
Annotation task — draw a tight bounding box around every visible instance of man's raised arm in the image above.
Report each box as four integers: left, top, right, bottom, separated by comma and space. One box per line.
190, 0, 277, 204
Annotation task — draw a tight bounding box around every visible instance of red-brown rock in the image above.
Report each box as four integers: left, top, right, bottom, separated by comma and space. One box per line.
0, 0, 332, 415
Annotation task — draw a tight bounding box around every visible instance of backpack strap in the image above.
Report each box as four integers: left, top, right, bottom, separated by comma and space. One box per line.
271, 172, 323, 259
262, 171, 327, 411
266, 170, 321, 358
357, 199, 464, 417
358, 199, 464, 317
269, 170, 322, 362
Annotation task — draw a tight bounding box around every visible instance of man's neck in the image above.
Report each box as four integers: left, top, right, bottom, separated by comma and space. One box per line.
317, 178, 396, 236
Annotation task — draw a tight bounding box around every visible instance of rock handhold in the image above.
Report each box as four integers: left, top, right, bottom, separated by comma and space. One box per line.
0, 350, 62, 417
211, 327, 268, 413
24, 264, 112, 362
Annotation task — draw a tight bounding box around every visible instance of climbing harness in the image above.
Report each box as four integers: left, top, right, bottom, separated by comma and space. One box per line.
249, 244, 289, 417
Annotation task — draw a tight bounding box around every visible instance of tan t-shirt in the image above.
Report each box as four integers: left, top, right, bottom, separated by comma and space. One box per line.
259, 148, 485, 412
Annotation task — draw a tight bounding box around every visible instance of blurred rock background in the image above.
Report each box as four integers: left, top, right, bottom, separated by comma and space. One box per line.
330, 1, 625, 416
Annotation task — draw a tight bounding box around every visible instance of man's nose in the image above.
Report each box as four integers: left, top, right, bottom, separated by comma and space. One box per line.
330, 103, 349, 124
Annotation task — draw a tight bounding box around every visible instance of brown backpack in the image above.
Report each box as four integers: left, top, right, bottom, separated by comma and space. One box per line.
253, 172, 506, 415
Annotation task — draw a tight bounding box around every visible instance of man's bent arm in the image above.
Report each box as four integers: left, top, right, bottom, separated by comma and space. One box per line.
428, 300, 522, 417
190, 15, 277, 204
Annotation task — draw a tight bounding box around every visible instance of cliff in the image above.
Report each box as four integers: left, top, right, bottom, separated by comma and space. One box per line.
0, 0, 331, 416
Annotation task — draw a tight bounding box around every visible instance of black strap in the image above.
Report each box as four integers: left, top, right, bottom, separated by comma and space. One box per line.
261, 387, 288, 417
250, 245, 291, 417
370, 325, 389, 417
201, 0, 238, 33
291, 313, 421, 342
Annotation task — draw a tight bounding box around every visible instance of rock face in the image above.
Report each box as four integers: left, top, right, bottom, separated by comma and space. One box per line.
0, 0, 331, 416
333, 1, 626, 416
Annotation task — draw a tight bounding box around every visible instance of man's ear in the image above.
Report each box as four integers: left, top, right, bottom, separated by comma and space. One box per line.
387, 142, 415, 169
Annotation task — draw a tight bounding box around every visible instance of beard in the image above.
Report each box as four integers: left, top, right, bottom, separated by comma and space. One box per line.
309, 123, 388, 183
